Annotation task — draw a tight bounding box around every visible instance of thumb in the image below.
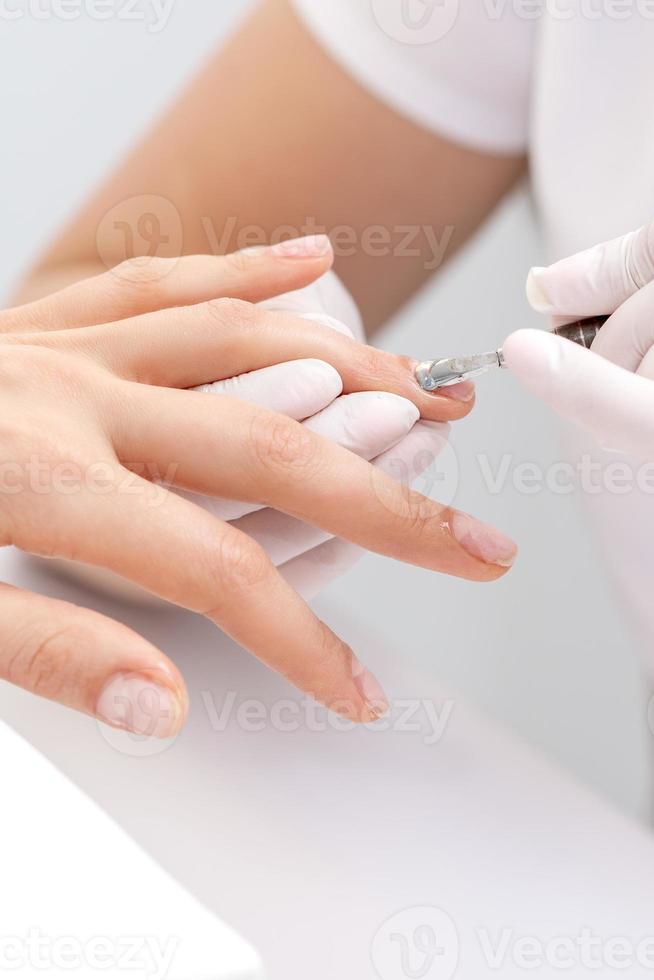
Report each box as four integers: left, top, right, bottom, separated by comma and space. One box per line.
526, 222, 654, 318
0, 583, 187, 737
503, 328, 654, 459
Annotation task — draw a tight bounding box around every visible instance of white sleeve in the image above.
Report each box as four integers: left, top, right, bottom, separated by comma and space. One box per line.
291, 0, 536, 154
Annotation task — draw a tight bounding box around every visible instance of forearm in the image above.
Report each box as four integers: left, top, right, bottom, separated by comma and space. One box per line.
18, 0, 525, 330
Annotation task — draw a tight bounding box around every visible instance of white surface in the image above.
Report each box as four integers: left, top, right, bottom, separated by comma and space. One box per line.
1, 0, 651, 818
0, 717, 263, 980
1, 549, 654, 978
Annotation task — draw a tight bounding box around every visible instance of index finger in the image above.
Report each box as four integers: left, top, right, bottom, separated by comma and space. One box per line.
2, 238, 334, 332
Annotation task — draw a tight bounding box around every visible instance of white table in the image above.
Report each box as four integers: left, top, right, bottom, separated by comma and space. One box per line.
2, 548, 654, 979
1, 721, 262, 980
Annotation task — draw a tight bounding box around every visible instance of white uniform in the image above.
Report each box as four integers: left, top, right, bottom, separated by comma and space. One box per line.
291, 0, 654, 651
291, 0, 654, 243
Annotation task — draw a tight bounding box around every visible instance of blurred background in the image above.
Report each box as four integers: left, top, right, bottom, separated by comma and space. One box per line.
1, 0, 651, 819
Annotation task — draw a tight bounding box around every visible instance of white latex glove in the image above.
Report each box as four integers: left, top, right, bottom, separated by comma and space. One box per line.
504, 221, 654, 458
190, 271, 450, 598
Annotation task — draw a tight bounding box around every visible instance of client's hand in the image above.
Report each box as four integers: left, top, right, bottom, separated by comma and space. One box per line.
188, 271, 461, 598
0, 241, 516, 735
504, 221, 654, 458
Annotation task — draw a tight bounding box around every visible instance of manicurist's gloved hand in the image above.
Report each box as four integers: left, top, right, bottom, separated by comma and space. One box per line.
189, 270, 465, 598
0, 238, 516, 736
504, 220, 654, 457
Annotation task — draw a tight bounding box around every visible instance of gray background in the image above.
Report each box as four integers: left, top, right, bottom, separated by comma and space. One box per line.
1, 0, 650, 818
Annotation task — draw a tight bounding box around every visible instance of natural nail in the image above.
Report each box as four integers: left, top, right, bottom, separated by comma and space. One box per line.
436, 380, 476, 402
96, 672, 184, 739
352, 659, 389, 721
451, 512, 517, 568
271, 234, 332, 259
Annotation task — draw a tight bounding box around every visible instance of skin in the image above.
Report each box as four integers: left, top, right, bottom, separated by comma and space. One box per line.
13, 0, 527, 732
0, 246, 515, 734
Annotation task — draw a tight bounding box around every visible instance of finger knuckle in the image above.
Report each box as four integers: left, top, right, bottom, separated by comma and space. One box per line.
403, 489, 437, 536
202, 297, 258, 332
250, 414, 319, 482
226, 249, 255, 278
115, 256, 174, 297
0, 345, 77, 393
207, 531, 271, 607
6, 620, 79, 698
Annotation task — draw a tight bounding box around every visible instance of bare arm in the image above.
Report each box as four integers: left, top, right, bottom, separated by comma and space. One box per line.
19, 0, 525, 331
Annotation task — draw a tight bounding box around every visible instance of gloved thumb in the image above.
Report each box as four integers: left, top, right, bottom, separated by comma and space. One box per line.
503, 328, 654, 459
526, 222, 654, 318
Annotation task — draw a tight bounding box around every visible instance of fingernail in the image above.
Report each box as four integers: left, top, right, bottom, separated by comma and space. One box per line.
270, 235, 332, 259
352, 659, 389, 721
451, 512, 517, 568
96, 673, 184, 739
436, 380, 476, 402
526, 267, 554, 314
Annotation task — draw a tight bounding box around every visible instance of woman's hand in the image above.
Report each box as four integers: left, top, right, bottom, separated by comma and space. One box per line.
504, 221, 654, 458
184, 271, 457, 598
0, 242, 516, 736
